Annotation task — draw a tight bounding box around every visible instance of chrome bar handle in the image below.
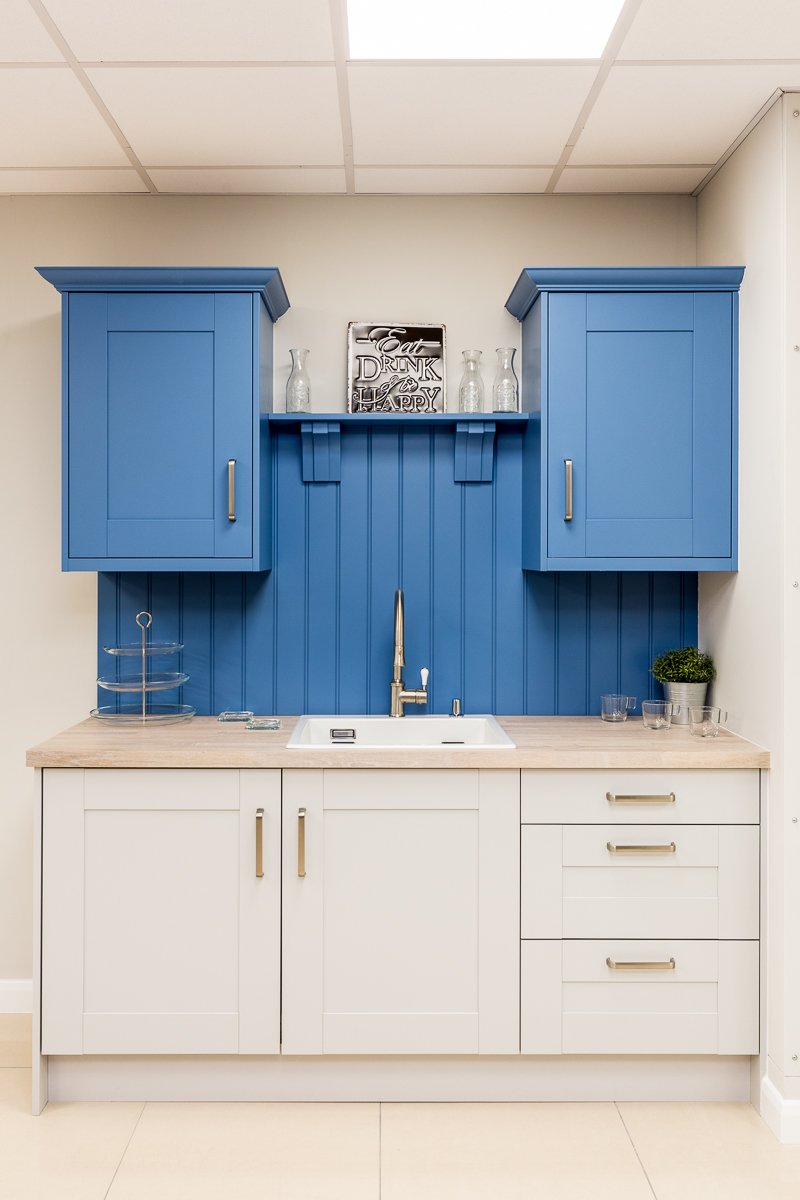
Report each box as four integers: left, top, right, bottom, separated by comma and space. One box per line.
606, 791, 676, 805
607, 957, 676, 971
255, 808, 264, 878
564, 458, 573, 522
298, 807, 306, 878
607, 841, 676, 855
227, 459, 236, 522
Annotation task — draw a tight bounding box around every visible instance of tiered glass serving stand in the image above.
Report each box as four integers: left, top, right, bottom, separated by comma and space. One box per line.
91, 611, 195, 724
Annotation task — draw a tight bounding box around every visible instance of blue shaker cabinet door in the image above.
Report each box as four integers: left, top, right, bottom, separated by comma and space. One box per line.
547, 291, 733, 564
68, 292, 253, 562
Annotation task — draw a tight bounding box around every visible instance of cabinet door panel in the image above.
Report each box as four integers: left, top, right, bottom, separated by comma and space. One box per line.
41, 768, 280, 1056
67, 291, 253, 563
527, 275, 740, 569
107, 330, 215, 522
282, 769, 519, 1055
585, 330, 694, 515
83, 808, 239, 1017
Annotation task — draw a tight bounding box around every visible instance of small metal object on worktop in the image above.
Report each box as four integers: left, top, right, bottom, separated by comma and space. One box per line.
218, 711, 255, 722
245, 718, 282, 731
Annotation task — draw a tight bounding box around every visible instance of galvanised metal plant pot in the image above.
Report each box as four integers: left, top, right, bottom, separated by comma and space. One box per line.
664, 681, 708, 726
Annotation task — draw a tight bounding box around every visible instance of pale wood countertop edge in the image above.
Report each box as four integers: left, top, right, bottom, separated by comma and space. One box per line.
26, 716, 771, 770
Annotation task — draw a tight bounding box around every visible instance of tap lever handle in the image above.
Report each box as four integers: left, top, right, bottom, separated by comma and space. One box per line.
451, 698, 462, 717
420, 667, 429, 691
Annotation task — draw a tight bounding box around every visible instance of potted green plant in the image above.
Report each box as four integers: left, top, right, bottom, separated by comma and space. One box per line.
651, 646, 716, 725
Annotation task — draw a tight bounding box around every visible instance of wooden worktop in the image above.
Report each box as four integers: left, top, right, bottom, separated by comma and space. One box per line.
26, 715, 769, 770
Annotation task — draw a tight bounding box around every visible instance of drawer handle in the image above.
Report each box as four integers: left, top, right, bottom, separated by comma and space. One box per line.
564, 458, 573, 522
228, 458, 236, 522
606, 957, 676, 971
298, 807, 306, 878
255, 808, 264, 878
606, 791, 676, 805
606, 841, 676, 855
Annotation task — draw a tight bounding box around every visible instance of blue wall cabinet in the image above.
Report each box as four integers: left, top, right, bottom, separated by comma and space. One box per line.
38, 267, 289, 572
506, 267, 744, 571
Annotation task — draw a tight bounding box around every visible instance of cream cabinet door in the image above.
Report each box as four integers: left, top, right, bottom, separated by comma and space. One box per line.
281, 769, 519, 1055
41, 769, 280, 1055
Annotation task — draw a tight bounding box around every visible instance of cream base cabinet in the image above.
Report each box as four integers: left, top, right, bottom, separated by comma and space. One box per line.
41, 769, 280, 1055
281, 769, 520, 1055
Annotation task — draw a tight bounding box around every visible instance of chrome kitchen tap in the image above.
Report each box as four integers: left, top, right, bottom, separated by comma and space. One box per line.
390, 589, 429, 717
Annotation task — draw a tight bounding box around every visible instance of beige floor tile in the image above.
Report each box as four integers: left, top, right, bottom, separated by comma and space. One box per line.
619, 1102, 800, 1199
0, 1013, 32, 1067
0, 1067, 144, 1200
106, 1101, 379, 1200
380, 1102, 654, 1200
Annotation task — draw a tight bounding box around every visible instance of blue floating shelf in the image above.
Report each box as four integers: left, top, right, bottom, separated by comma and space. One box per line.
267, 412, 530, 425
269, 412, 529, 485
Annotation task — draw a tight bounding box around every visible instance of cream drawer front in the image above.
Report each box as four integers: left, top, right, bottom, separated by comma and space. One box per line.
521, 940, 759, 1055
522, 770, 759, 825
522, 825, 762, 936
522, 825, 758, 940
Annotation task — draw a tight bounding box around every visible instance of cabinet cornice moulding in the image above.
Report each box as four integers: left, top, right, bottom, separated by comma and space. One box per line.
506, 266, 745, 321
36, 266, 290, 322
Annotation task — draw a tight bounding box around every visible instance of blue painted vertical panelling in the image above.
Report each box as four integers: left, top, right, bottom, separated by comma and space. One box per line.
337, 429, 370, 712
369, 429, 401, 710
432, 428, 464, 709
400, 428, 433, 705
274, 430, 307, 714
494, 430, 525, 712
99, 424, 698, 715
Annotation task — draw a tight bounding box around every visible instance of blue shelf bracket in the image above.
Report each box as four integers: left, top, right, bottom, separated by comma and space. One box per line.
454, 421, 496, 483
301, 421, 341, 483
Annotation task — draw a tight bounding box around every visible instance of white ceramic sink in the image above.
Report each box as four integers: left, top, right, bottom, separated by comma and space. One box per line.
287, 714, 515, 749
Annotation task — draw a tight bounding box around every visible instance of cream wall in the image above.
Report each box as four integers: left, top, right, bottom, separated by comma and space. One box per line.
697, 96, 799, 1127
0, 192, 696, 988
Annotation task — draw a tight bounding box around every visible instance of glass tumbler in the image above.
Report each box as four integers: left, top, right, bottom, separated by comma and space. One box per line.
689, 705, 728, 737
600, 694, 637, 722
642, 700, 676, 730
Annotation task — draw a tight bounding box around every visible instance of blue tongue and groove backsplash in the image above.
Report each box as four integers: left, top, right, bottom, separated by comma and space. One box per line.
98, 424, 697, 715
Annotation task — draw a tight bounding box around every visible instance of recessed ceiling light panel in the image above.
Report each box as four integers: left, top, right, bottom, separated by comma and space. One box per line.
347, 0, 625, 59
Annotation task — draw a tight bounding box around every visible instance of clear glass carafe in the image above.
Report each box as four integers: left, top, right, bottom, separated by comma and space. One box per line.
286, 348, 311, 412
492, 347, 519, 413
458, 349, 484, 413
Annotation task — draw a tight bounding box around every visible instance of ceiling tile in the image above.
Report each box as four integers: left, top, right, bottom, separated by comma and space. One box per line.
355, 167, 553, 193
44, 0, 334, 62
571, 64, 797, 164
620, 0, 800, 60
86, 66, 344, 166
150, 167, 346, 193
0, 167, 147, 192
0, 0, 63, 61
349, 64, 596, 166
0, 68, 129, 166
555, 166, 710, 193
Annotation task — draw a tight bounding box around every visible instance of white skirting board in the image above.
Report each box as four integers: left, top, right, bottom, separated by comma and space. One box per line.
760, 1077, 800, 1143
47, 1055, 751, 1103
0, 980, 32, 1014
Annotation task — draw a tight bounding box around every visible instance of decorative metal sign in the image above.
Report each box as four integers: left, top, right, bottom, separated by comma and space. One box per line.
348, 323, 446, 413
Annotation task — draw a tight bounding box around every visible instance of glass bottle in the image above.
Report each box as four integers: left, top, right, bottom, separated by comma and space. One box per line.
286, 348, 311, 413
492, 347, 519, 413
458, 350, 484, 413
